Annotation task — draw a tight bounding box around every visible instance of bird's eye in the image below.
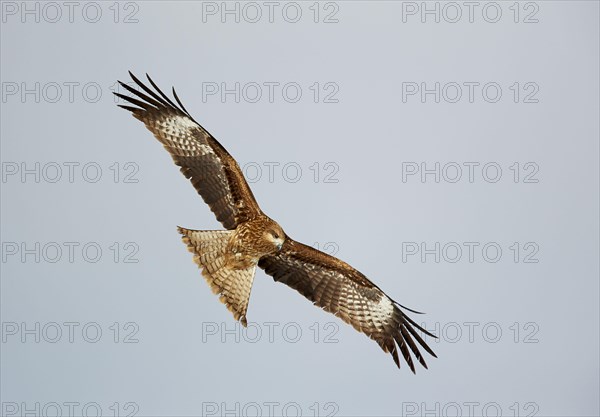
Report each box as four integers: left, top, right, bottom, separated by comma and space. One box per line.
269, 231, 279, 239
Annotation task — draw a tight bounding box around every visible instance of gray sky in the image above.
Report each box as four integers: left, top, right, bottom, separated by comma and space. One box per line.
1, 1, 599, 416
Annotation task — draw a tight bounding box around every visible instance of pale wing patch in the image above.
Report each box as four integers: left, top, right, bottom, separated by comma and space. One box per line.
148, 115, 213, 156
157, 115, 214, 155
372, 295, 395, 328
175, 114, 201, 130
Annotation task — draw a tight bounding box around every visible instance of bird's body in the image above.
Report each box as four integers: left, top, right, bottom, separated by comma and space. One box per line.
116, 72, 437, 372
226, 215, 285, 266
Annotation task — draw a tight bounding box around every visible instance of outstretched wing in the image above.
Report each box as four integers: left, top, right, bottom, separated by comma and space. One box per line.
115, 72, 261, 229
258, 238, 437, 372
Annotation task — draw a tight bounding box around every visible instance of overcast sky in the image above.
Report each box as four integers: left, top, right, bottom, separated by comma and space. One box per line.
2, 1, 599, 416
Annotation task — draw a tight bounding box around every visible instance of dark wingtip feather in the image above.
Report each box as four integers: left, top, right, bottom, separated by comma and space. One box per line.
403, 319, 437, 358
117, 104, 142, 112
113, 92, 154, 110
128, 72, 172, 108
116, 72, 198, 125
400, 325, 428, 369
390, 342, 400, 369
404, 313, 438, 339
393, 300, 425, 315
172, 86, 192, 117
145, 73, 178, 108
396, 336, 416, 373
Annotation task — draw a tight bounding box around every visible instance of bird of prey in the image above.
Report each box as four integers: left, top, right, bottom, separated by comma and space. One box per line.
115, 72, 437, 372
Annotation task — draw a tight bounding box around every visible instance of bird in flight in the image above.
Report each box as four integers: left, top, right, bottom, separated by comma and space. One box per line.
115, 72, 437, 372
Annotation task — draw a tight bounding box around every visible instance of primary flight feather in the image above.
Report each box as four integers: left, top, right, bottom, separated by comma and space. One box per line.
115, 72, 437, 373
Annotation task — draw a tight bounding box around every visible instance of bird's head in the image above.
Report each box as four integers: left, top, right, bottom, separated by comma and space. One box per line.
264, 224, 285, 252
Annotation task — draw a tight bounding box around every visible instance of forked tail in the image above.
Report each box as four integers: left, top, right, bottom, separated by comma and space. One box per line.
177, 227, 257, 326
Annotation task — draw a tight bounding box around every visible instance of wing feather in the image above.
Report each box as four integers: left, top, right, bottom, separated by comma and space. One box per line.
115, 72, 262, 229
258, 238, 437, 372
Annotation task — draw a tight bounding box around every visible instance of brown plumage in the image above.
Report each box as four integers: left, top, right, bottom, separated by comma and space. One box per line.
115, 72, 437, 373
